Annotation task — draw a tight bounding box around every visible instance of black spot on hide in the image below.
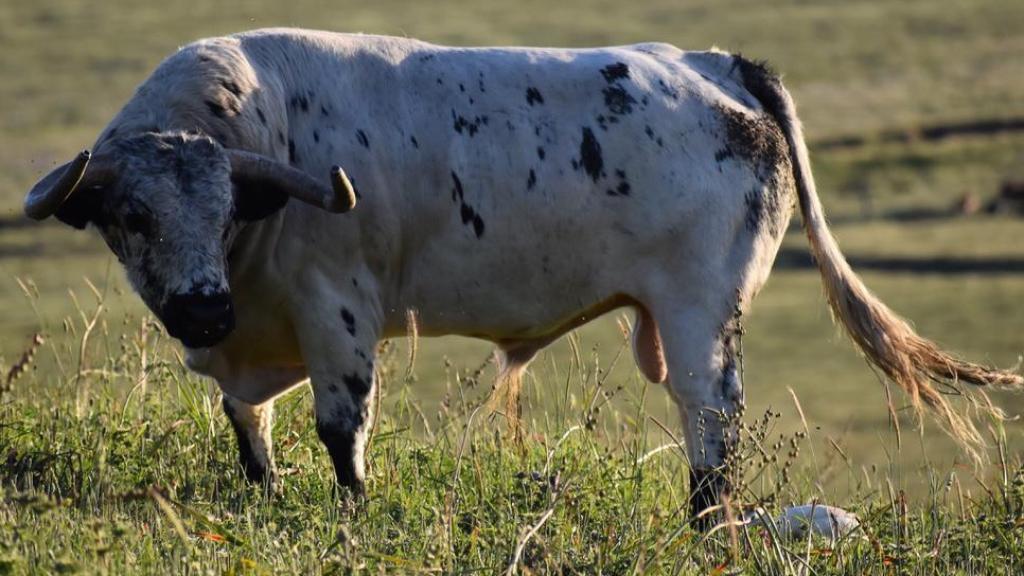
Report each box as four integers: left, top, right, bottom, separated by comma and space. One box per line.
341, 307, 356, 336
600, 62, 630, 83
221, 80, 243, 97
579, 127, 604, 182
525, 87, 544, 106
343, 372, 372, 396
602, 85, 636, 115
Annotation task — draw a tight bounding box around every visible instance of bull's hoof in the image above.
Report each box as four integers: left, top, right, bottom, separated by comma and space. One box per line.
689, 468, 730, 529
240, 464, 280, 496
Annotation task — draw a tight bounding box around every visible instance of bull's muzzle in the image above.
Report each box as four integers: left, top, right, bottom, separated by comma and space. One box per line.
162, 291, 235, 349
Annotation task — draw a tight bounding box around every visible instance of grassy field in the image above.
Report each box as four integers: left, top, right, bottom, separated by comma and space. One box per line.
3, 319, 1024, 573
2, 0, 1024, 572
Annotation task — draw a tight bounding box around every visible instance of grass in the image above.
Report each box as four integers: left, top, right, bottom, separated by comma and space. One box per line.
2, 0, 1024, 572
2, 302, 1024, 574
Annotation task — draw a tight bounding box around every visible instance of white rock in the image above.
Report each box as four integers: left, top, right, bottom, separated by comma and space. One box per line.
743, 504, 860, 541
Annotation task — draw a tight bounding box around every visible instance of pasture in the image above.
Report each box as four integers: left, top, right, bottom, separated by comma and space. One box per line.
1, 0, 1023, 572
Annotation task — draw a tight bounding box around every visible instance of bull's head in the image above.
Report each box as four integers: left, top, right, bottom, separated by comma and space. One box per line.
24, 131, 356, 348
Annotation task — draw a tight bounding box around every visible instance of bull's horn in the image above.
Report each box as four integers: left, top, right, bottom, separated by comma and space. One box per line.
227, 150, 357, 213
24, 151, 94, 220
329, 165, 358, 213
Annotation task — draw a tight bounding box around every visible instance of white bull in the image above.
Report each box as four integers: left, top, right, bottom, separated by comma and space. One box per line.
23, 28, 1020, 521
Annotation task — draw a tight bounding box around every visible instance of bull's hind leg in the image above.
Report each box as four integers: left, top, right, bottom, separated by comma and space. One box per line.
222, 395, 278, 490
651, 298, 745, 526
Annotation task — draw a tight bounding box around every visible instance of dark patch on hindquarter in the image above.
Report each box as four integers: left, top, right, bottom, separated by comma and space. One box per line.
716, 103, 794, 237
716, 104, 788, 172
600, 62, 630, 83
579, 127, 604, 182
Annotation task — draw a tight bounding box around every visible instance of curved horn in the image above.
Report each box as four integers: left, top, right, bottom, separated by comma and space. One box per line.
329, 165, 358, 213
226, 150, 357, 213
24, 151, 92, 220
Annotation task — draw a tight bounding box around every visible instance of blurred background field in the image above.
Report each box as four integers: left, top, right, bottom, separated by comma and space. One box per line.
1, 0, 1023, 499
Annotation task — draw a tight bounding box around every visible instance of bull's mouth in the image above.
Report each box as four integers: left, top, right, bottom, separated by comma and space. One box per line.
166, 318, 235, 349
161, 291, 236, 349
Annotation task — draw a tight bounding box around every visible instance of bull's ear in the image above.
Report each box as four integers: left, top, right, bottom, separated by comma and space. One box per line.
54, 188, 102, 229
232, 180, 290, 222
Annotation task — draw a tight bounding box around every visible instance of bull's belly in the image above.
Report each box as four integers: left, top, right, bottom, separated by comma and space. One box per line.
410, 289, 632, 343
387, 238, 645, 342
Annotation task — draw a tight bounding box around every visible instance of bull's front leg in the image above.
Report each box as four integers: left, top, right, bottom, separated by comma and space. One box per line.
294, 296, 379, 496
222, 394, 278, 490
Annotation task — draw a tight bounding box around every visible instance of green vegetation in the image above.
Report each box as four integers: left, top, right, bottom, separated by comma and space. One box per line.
1, 0, 1023, 572
2, 309, 1024, 574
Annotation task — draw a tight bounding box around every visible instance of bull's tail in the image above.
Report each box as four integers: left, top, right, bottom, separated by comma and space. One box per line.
735, 57, 1023, 454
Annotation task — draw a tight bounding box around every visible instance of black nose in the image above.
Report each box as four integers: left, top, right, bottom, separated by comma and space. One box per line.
162, 291, 235, 348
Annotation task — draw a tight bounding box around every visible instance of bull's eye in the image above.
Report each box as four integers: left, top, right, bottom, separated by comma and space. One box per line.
124, 211, 155, 237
